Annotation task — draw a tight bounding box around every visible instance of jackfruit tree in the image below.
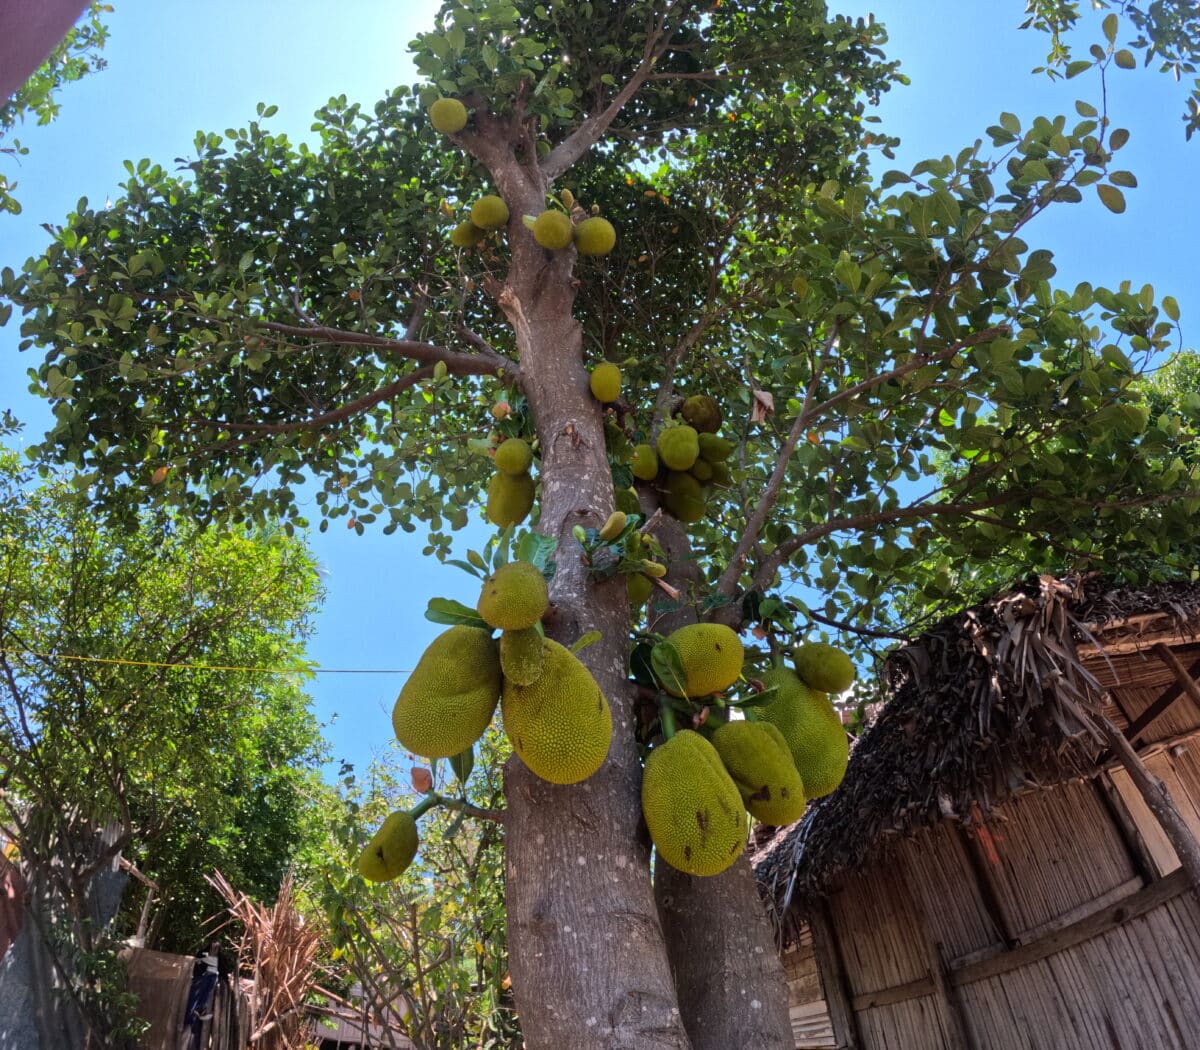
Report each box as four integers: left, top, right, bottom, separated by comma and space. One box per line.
4, 2, 1200, 1047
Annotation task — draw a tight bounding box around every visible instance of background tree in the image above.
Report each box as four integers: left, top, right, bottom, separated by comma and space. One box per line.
2, 2, 1198, 1047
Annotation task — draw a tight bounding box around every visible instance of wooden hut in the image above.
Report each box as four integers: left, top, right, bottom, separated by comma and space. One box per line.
754, 575, 1200, 1050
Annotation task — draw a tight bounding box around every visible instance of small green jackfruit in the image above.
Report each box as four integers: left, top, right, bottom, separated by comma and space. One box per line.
758, 666, 849, 799
662, 623, 743, 698
502, 639, 613, 784
793, 642, 855, 694
358, 811, 420, 882
708, 459, 731, 487
487, 470, 535, 527
632, 444, 659, 481
657, 425, 699, 471
429, 97, 468, 134
698, 433, 734, 463
681, 395, 722, 434
477, 560, 549, 630
500, 626, 546, 686
628, 573, 653, 607
641, 731, 746, 876
689, 458, 713, 483
711, 721, 807, 825
574, 216, 616, 256
532, 210, 574, 250
589, 362, 621, 403
471, 195, 510, 230
392, 626, 501, 758
450, 220, 484, 247
599, 511, 627, 541
494, 437, 533, 475
663, 470, 705, 524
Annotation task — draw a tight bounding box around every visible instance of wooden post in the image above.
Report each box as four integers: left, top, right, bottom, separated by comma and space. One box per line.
809, 900, 864, 1050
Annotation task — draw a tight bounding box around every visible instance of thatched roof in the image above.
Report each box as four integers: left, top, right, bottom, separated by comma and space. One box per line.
754, 574, 1200, 923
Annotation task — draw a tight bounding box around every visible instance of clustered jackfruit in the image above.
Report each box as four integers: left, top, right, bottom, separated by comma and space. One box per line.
487, 470, 535, 527
478, 560, 549, 630
657, 425, 699, 471
711, 721, 807, 825
793, 642, 855, 694
662, 623, 744, 698
500, 625, 546, 686
641, 731, 746, 876
358, 810, 420, 882
631, 444, 659, 481
494, 437, 533, 476
758, 665, 849, 799
681, 395, 722, 434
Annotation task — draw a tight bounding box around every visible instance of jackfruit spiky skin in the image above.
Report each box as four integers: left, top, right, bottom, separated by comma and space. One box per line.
471, 195, 510, 230
450, 220, 484, 247
758, 666, 849, 799
477, 560, 549, 630
487, 471, 535, 527
641, 730, 746, 876
500, 626, 546, 686
429, 97, 468, 134
589, 362, 621, 403
358, 810, 420, 882
657, 425, 700, 471
628, 572, 653, 607
698, 433, 734, 463
494, 437, 533, 476
662, 622, 744, 698
574, 216, 616, 256
681, 395, 722, 434
793, 642, 856, 694
711, 721, 807, 825
392, 626, 501, 758
502, 639, 613, 784
663, 471, 705, 524
532, 210, 574, 250
632, 444, 659, 481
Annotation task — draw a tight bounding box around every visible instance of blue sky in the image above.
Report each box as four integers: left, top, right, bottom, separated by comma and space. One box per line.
1, 1, 1195, 776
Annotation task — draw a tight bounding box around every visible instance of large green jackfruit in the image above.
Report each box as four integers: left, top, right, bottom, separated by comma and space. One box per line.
428, 97, 468, 134
392, 626, 501, 758
500, 626, 546, 686
657, 425, 700, 471
662, 622, 743, 697
533, 210, 574, 250
589, 362, 622, 403
681, 395, 722, 434
793, 642, 856, 694
662, 470, 705, 524
471, 194, 509, 229
711, 720, 807, 825
574, 216, 616, 256
641, 730, 746, 876
494, 437, 533, 475
487, 471, 535, 527
358, 810, 420, 882
502, 639, 612, 784
758, 666, 849, 798
477, 560, 549, 630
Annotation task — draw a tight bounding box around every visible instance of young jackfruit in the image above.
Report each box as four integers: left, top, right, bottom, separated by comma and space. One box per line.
500, 626, 546, 686
681, 394, 722, 434
450, 220, 484, 247
689, 458, 713, 483
708, 459, 731, 487
793, 642, 856, 694
711, 721, 807, 825
632, 443, 659, 481
494, 437, 533, 475
698, 433, 734, 463
428, 97, 468, 134
657, 425, 700, 471
487, 471, 535, 527
471, 194, 510, 230
574, 216, 616, 256
662, 622, 743, 698
628, 572, 653, 607
358, 810, 420, 882
758, 666, 849, 798
532, 210, 574, 250
477, 560, 549, 630
502, 639, 613, 784
662, 470, 706, 524
641, 730, 746, 876
392, 626, 501, 758
589, 362, 621, 403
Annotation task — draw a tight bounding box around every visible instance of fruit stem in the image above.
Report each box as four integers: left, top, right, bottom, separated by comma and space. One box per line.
408, 794, 441, 821
658, 698, 679, 740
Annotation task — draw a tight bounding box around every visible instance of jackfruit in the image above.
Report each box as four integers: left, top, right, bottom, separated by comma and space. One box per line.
641, 730, 746, 876
662, 623, 743, 698
392, 626, 501, 758
574, 216, 616, 257
502, 639, 613, 784
494, 437, 533, 475
698, 433, 734, 463
628, 572, 653, 607
471, 195, 510, 230
632, 444, 659, 481
681, 395, 722, 434
662, 471, 705, 524
487, 470, 535, 527
451, 220, 484, 247
532, 210, 574, 250
793, 642, 855, 694
708, 459, 731, 487
758, 666, 849, 798
429, 97, 468, 134
477, 560, 549, 630
358, 811, 420, 882
711, 721, 807, 825
589, 362, 621, 403
500, 626, 546, 686
657, 425, 699, 471
689, 458, 713, 483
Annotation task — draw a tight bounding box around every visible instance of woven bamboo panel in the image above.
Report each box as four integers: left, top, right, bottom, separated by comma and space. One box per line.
828, 866, 927, 995
858, 995, 952, 1050
1112, 683, 1200, 742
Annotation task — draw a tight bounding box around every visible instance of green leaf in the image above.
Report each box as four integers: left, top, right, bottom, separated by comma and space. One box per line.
449, 746, 474, 784
1097, 184, 1126, 214
1108, 170, 1137, 188
1109, 128, 1131, 150
1114, 50, 1136, 70
999, 112, 1021, 135
651, 641, 687, 697
516, 531, 557, 572
1102, 13, 1118, 45
1163, 296, 1180, 322
1075, 100, 1098, 118
1066, 59, 1093, 79
424, 597, 489, 628
569, 630, 602, 655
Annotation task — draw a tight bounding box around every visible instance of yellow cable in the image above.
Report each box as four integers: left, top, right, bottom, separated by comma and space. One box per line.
0, 648, 412, 676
